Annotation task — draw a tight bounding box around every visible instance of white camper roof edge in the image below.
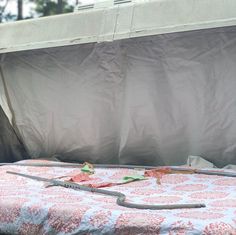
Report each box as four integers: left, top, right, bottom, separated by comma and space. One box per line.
1, 0, 236, 54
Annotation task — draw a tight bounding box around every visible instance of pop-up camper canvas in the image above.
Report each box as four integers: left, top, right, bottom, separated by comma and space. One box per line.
1, 0, 236, 234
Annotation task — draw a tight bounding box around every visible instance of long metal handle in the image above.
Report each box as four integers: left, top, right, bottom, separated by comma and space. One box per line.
2, 162, 236, 177
6, 171, 205, 210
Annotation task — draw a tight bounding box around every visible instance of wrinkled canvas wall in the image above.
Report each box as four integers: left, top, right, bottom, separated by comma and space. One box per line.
0, 105, 29, 162
1, 26, 236, 167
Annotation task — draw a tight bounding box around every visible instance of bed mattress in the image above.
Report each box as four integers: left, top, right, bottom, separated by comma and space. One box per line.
1, 160, 236, 235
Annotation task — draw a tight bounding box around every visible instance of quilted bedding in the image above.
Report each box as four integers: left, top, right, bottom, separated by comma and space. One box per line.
1, 160, 236, 235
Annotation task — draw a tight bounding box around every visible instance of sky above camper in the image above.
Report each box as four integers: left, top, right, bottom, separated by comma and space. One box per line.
6, 1, 35, 18
5, 0, 92, 18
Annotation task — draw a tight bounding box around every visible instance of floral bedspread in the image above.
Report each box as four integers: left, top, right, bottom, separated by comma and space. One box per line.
1, 160, 236, 235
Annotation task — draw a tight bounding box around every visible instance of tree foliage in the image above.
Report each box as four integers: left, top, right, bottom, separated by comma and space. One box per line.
34, 0, 74, 17
0, 0, 13, 22
0, 0, 8, 17
0, 0, 76, 23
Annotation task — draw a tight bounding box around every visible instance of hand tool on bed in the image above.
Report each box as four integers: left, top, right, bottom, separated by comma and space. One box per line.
2, 162, 236, 177
7, 171, 206, 210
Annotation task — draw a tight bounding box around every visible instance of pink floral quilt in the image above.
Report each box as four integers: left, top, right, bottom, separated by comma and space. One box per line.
1, 160, 236, 235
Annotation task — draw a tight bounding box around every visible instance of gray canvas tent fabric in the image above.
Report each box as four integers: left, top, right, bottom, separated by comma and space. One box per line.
1, 26, 236, 167
0, 105, 29, 162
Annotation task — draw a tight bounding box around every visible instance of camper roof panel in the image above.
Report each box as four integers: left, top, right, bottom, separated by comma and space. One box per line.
1, 0, 236, 54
